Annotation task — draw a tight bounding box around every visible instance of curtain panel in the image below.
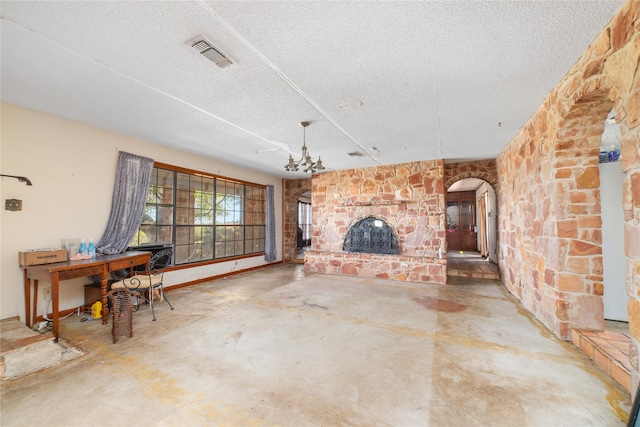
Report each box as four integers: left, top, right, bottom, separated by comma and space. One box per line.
264, 185, 277, 262
96, 151, 154, 255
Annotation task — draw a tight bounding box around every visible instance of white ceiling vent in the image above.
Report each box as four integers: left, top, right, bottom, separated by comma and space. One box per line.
189, 37, 233, 69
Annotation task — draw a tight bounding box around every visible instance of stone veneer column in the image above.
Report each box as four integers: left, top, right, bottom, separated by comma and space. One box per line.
282, 178, 312, 263
496, 0, 640, 379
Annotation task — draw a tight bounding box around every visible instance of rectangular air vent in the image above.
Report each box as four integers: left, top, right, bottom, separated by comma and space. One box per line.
190, 37, 233, 69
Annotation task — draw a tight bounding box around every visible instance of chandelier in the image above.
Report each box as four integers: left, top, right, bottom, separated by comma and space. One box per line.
284, 121, 326, 173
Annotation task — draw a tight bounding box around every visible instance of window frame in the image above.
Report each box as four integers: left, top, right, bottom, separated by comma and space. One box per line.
130, 162, 267, 267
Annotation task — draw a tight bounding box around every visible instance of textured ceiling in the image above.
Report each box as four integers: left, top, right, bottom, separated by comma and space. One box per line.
0, 1, 624, 178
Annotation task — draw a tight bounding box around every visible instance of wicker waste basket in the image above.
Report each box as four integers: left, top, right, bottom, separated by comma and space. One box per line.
107, 288, 138, 343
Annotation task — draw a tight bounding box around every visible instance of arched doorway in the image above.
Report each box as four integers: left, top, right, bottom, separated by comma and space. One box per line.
445, 177, 499, 280
283, 178, 312, 263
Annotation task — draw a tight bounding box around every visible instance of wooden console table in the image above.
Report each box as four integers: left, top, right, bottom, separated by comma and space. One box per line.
22, 251, 151, 342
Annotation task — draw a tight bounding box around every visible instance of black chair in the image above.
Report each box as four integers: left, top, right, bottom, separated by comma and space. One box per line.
111, 249, 174, 321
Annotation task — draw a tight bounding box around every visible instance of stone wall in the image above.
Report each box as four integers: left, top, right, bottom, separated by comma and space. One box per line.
496, 0, 640, 360
282, 178, 311, 262
444, 159, 498, 191
305, 160, 447, 284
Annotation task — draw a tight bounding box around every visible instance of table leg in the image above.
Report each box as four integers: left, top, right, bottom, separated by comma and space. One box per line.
101, 265, 109, 324
51, 272, 60, 342
33, 280, 39, 327
23, 269, 31, 328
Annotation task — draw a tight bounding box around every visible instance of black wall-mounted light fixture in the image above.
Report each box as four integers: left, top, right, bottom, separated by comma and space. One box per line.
1, 174, 33, 185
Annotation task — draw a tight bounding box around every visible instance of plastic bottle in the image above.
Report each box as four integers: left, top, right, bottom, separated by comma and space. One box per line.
79, 239, 87, 256
88, 239, 96, 258
91, 300, 102, 319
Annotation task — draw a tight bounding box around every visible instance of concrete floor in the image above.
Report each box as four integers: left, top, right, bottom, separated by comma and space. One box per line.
1, 264, 631, 426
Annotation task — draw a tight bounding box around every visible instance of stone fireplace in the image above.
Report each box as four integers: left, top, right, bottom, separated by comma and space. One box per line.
305, 159, 447, 284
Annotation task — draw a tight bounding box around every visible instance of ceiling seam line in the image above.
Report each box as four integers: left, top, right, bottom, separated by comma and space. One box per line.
430, 24, 444, 161
195, 0, 382, 165
0, 15, 290, 154
435, 84, 443, 160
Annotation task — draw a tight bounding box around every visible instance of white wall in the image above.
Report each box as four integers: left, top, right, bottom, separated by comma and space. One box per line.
476, 181, 497, 263
1, 103, 283, 322
600, 161, 628, 321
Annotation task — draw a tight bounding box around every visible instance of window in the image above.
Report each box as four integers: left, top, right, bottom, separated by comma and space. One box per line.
297, 201, 312, 248
131, 165, 266, 266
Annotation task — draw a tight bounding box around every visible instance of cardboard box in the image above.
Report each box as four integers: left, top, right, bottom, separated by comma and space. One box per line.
19, 249, 68, 266
85, 282, 116, 310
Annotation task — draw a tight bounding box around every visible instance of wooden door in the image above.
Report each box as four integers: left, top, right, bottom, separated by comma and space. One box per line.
446, 191, 477, 251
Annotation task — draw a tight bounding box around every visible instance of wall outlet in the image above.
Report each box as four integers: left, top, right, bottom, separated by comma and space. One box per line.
5, 199, 22, 211
43, 288, 51, 301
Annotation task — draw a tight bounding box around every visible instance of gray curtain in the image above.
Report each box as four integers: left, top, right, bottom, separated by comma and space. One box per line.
96, 151, 154, 255
264, 184, 277, 262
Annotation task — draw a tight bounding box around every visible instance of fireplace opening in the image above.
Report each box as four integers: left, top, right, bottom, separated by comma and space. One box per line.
343, 216, 399, 255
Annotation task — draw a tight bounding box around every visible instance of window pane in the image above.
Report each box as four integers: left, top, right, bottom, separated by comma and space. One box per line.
158, 168, 174, 187
158, 206, 173, 225
298, 202, 312, 242
157, 185, 173, 205
139, 225, 155, 244
234, 226, 243, 240
129, 230, 143, 247
446, 202, 459, 231
176, 189, 191, 208
245, 225, 264, 254
176, 172, 190, 190
194, 226, 203, 243
202, 177, 214, 192
202, 226, 214, 260
143, 206, 157, 224
224, 197, 235, 212
147, 185, 158, 204
176, 207, 191, 225
461, 200, 475, 230
157, 226, 173, 244
191, 175, 203, 192
175, 244, 190, 265
199, 192, 214, 224
176, 226, 190, 245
